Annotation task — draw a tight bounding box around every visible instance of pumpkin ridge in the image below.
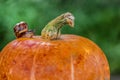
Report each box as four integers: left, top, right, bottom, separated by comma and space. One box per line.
30, 50, 37, 80
70, 55, 74, 80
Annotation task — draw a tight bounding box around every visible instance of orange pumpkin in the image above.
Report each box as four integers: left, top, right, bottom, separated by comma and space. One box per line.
0, 12, 110, 80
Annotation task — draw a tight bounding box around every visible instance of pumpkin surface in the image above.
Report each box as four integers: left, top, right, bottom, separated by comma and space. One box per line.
0, 35, 110, 80
0, 12, 110, 80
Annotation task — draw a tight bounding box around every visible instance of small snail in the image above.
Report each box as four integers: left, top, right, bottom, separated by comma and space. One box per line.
14, 21, 34, 38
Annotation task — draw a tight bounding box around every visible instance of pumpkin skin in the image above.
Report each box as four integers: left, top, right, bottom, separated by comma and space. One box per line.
0, 35, 110, 80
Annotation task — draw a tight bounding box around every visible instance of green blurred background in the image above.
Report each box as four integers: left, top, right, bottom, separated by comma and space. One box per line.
0, 0, 120, 75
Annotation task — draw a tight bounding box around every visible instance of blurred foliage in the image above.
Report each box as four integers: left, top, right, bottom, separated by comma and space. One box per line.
0, 0, 120, 74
